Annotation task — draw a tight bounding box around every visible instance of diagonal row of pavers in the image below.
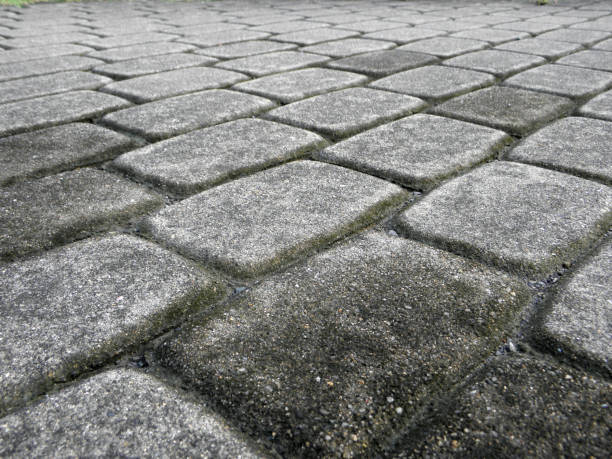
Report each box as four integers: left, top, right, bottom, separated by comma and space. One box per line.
0, 0, 611, 457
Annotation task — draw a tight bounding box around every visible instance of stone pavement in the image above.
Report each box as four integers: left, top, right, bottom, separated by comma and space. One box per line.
0, 0, 610, 456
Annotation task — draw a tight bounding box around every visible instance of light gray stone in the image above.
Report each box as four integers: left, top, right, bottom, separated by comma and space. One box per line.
537, 28, 611, 46
578, 89, 612, 121
0, 123, 135, 187
316, 114, 510, 190
363, 27, 445, 44
416, 19, 485, 32
113, 119, 326, 195
264, 87, 426, 138
77, 31, 177, 49
101, 89, 274, 141
92, 53, 216, 79
556, 50, 612, 73
432, 86, 574, 136
450, 28, 530, 44
0, 43, 93, 64
0, 169, 162, 259
1, 32, 98, 49
398, 37, 488, 57
0, 55, 103, 82
336, 19, 405, 33
326, 49, 438, 77
571, 16, 612, 32
250, 20, 328, 34
179, 29, 270, 47
215, 50, 329, 77
142, 161, 408, 278
272, 27, 359, 45
87, 42, 195, 62
495, 38, 583, 58
507, 117, 612, 184
494, 20, 561, 34
443, 50, 546, 78
395, 161, 612, 277
157, 231, 530, 457
0, 235, 222, 415
0, 91, 131, 138
301, 38, 395, 58
196, 39, 296, 59
594, 38, 612, 51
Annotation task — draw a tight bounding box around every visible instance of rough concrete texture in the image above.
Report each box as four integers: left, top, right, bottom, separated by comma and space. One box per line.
398, 36, 488, 57
216, 50, 329, 77
557, 50, 612, 73
0, 369, 263, 457
0, 43, 93, 65
443, 50, 546, 78
92, 53, 217, 79
87, 41, 196, 62
158, 231, 531, 457
395, 161, 612, 277
196, 39, 296, 59
363, 27, 446, 44
495, 37, 583, 58
0, 235, 222, 415
0, 55, 104, 82
325, 50, 438, 78
301, 38, 396, 57
142, 161, 407, 278
578, 89, 612, 121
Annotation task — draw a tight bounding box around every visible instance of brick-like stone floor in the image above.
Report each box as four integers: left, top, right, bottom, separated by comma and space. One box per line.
0, 0, 610, 457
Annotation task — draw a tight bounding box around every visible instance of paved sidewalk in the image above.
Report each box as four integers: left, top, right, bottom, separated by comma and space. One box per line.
0, 0, 611, 456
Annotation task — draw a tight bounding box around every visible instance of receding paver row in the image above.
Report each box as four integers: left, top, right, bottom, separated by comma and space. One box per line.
158, 231, 530, 457
0, 235, 222, 415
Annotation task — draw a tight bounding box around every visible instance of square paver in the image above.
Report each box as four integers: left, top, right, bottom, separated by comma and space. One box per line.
325, 49, 438, 77
507, 117, 612, 185
264, 87, 426, 138
416, 19, 485, 32
0, 55, 103, 82
398, 37, 488, 57
142, 160, 407, 278
101, 89, 275, 141
195, 40, 296, 58
536, 29, 611, 46
578, 89, 612, 121
92, 53, 217, 79
432, 86, 574, 136
370, 65, 495, 101
317, 114, 509, 190
215, 50, 329, 77
301, 38, 395, 57
272, 27, 359, 45
556, 50, 612, 73
77, 31, 177, 49
233, 68, 367, 103
250, 20, 327, 34
0, 43, 93, 65
87, 42, 195, 62
394, 161, 612, 277
113, 119, 326, 195
335, 19, 405, 33
179, 29, 270, 47
495, 38, 583, 58
450, 28, 530, 45
443, 50, 546, 78
504, 64, 612, 100
494, 21, 561, 34
363, 27, 445, 44
1, 32, 98, 49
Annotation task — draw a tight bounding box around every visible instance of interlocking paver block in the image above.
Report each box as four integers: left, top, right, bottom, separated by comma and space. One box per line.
0, 91, 131, 138
450, 28, 530, 44
395, 161, 612, 277
495, 38, 583, 58
0, 369, 262, 457
443, 50, 545, 78
301, 38, 395, 57
101, 67, 247, 103
432, 86, 574, 136
101, 89, 274, 141
113, 119, 326, 195
77, 31, 177, 49
87, 42, 195, 62
316, 114, 509, 190
215, 50, 329, 77
92, 53, 216, 79
494, 21, 561, 34
326, 49, 438, 77
556, 50, 612, 73
0, 235, 222, 415
392, 355, 611, 457
1, 32, 98, 49
507, 117, 612, 184
335, 19, 405, 33
578, 89, 612, 121
272, 27, 358, 45
0, 123, 135, 187
594, 38, 612, 51
363, 27, 445, 44
251, 20, 328, 34
0, 43, 93, 64
504, 64, 612, 100
234, 68, 367, 103
196, 40, 295, 58
0, 169, 162, 259
157, 231, 530, 456
370, 65, 494, 101
572, 16, 612, 32
0, 55, 103, 82
537, 29, 611, 46
179, 29, 270, 47
264, 87, 426, 138
398, 36, 488, 57
142, 161, 408, 277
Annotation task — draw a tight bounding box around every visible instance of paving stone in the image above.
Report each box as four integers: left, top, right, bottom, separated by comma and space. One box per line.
272, 27, 358, 45
398, 37, 488, 58
571, 16, 612, 32
87, 42, 195, 62
0, 169, 163, 259
0, 369, 262, 457
234, 68, 367, 103
536, 28, 610, 46
142, 161, 407, 278
528, 15, 588, 26
494, 20, 561, 34
0, 43, 93, 64
370, 65, 494, 101
316, 114, 510, 190
76, 31, 178, 49
215, 50, 329, 77
166, 22, 245, 36
0, 32, 98, 49
113, 119, 326, 195
504, 64, 612, 100
495, 38, 583, 58
92, 53, 216, 79
0, 91, 130, 138
392, 354, 611, 458
0, 55, 103, 82
312, 13, 378, 25
432, 86, 574, 136
578, 89, 612, 121
264, 87, 426, 138
157, 231, 530, 456
250, 19, 327, 34
102, 67, 247, 103
416, 19, 485, 32
593, 38, 612, 51
363, 27, 445, 44
507, 117, 612, 185
101, 89, 275, 141
335, 19, 405, 33
390, 13, 448, 25
326, 49, 438, 77
0, 235, 222, 414
0, 24, 88, 38
0, 123, 135, 187
395, 161, 612, 277
179, 29, 270, 47
301, 38, 395, 58
443, 50, 545, 78
556, 50, 612, 73
195, 39, 295, 58
450, 28, 530, 44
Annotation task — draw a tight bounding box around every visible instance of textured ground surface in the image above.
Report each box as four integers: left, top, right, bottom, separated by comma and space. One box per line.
0, 0, 611, 457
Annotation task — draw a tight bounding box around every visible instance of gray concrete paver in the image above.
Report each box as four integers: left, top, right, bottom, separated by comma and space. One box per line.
536, 28, 611, 45
215, 50, 329, 77
195, 39, 296, 58
325, 49, 438, 77
86, 41, 195, 62
301, 37, 395, 58
443, 49, 546, 78
0, 55, 103, 82
578, 89, 612, 121
92, 52, 217, 79
495, 37, 583, 58
272, 27, 358, 45
556, 50, 612, 72
397, 36, 488, 57
0, 43, 93, 64
450, 28, 530, 44
363, 27, 445, 44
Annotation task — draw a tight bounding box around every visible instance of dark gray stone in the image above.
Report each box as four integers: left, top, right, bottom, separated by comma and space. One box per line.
398, 37, 488, 57
443, 50, 546, 78
77, 31, 177, 49
87, 42, 195, 62
215, 50, 330, 77
432, 86, 574, 136
450, 28, 530, 44
301, 38, 395, 58
326, 50, 438, 77
234, 68, 367, 103
157, 231, 530, 457
0, 169, 163, 259
272, 27, 359, 45
113, 119, 326, 195
578, 89, 612, 121
507, 117, 612, 184
92, 53, 216, 79
0, 91, 131, 138
142, 161, 407, 278
179, 29, 270, 47
0, 123, 135, 187
362, 27, 445, 44
0, 55, 103, 82
0, 43, 93, 65
556, 50, 612, 73
196, 39, 295, 58
0, 235, 222, 415
537, 28, 611, 46
264, 87, 426, 138
495, 38, 583, 58
395, 161, 612, 277
101, 89, 274, 141
316, 114, 510, 190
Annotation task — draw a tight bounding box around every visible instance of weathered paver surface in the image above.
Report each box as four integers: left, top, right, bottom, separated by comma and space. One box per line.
1, 0, 611, 457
